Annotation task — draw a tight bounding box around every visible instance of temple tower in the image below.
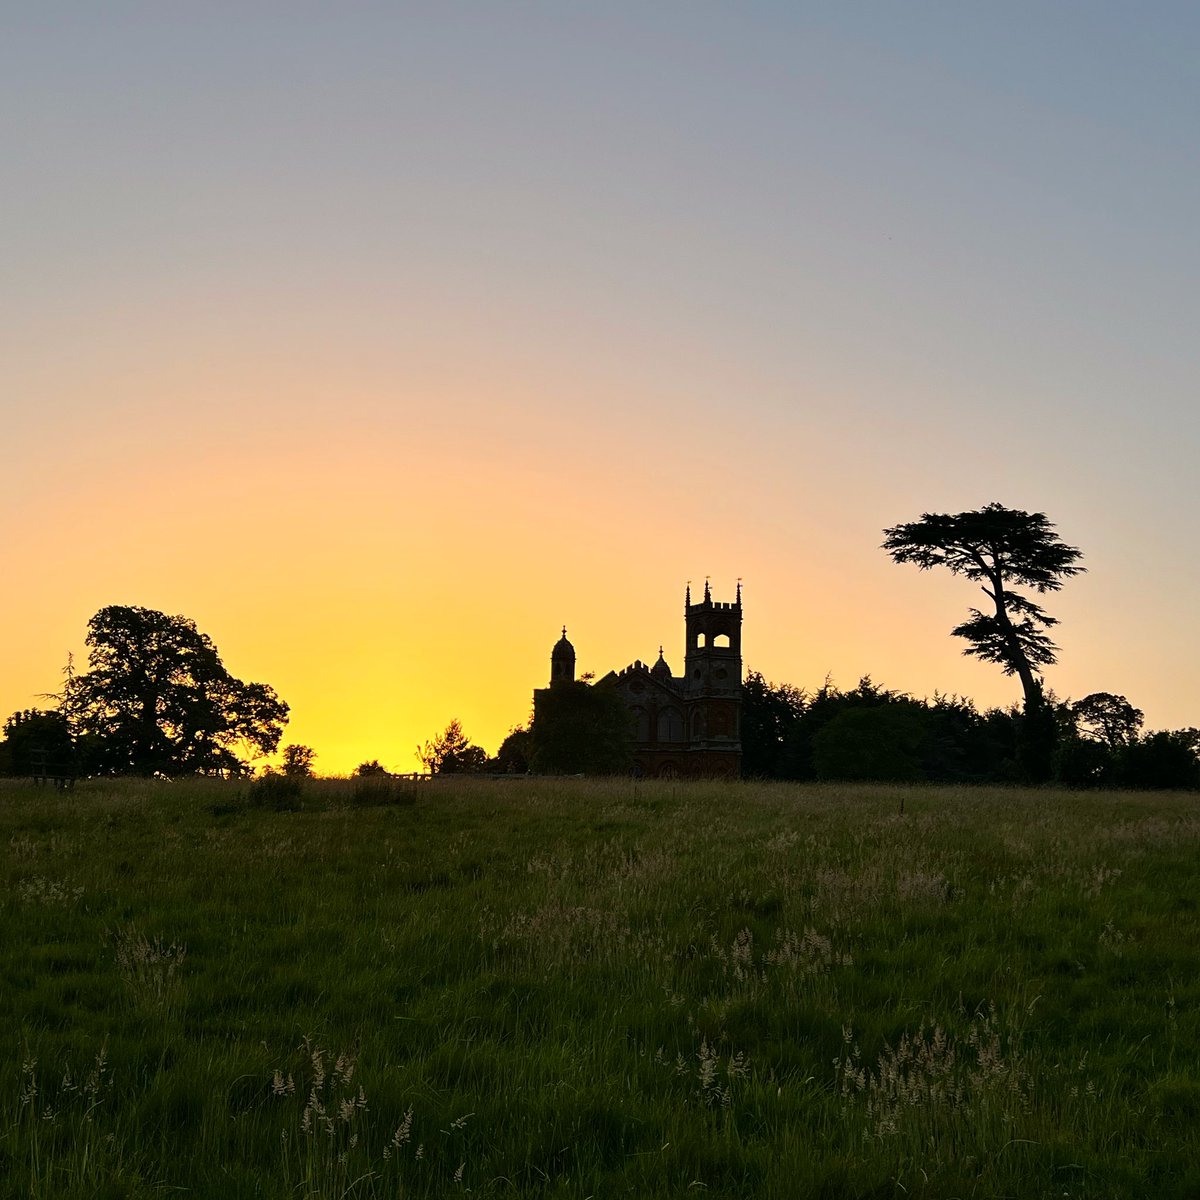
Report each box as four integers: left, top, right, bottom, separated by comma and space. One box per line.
683, 580, 742, 755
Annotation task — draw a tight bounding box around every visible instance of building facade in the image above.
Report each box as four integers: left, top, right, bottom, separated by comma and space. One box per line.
539, 582, 743, 778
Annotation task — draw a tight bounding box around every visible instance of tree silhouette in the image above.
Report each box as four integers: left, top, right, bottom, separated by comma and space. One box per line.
280, 744, 317, 779
1071, 692, 1144, 749
882, 503, 1084, 712
1121, 729, 1200, 790
0, 709, 73, 777
417, 719, 487, 775
811, 704, 931, 783
352, 759, 391, 778
740, 671, 806, 779
70, 605, 288, 776
493, 726, 532, 774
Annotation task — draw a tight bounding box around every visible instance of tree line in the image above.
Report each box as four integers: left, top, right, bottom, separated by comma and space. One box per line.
2, 503, 1197, 788
415, 675, 1200, 790
739, 674, 1199, 789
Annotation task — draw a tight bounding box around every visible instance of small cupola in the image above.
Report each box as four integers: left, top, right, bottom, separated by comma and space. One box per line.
550, 626, 576, 686
651, 646, 672, 681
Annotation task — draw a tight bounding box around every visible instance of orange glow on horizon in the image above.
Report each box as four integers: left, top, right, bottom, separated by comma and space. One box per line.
4, 394, 1193, 777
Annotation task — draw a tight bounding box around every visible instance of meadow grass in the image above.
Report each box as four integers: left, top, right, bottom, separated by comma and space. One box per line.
1, 776, 1198, 1198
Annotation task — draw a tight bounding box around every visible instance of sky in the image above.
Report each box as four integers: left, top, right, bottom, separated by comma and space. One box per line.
3, 3, 1199, 773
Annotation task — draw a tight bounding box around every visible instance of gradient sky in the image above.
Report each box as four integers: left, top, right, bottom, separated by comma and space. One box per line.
4, 3, 1199, 773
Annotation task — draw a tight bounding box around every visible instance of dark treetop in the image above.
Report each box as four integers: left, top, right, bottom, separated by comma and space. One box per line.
70, 605, 288, 776
882, 503, 1085, 711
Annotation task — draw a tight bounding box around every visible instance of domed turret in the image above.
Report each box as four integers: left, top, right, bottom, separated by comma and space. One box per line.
550, 626, 575, 686
651, 646, 672, 682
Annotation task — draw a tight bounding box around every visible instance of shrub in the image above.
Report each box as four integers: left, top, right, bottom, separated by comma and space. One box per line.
250, 770, 305, 811
352, 759, 390, 777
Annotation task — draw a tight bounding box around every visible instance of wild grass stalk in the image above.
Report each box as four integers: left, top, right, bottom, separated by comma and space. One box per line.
1, 777, 1199, 1197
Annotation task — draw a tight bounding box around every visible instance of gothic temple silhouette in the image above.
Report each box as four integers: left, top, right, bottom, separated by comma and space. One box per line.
537, 582, 742, 778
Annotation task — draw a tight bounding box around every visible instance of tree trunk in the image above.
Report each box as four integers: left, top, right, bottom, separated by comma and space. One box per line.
990, 582, 1040, 711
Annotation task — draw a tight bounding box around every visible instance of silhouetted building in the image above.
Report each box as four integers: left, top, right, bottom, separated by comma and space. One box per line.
535, 582, 742, 778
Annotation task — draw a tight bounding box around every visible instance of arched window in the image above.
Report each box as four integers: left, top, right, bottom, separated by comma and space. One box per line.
713, 633, 731, 649
658, 707, 684, 742
695, 633, 707, 649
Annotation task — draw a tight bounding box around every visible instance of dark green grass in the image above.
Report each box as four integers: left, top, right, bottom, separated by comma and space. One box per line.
2, 777, 1199, 1197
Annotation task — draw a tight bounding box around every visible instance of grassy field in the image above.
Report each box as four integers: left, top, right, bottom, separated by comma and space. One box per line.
1, 777, 1198, 1199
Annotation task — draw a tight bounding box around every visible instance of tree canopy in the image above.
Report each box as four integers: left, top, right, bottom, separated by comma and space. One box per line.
1071, 692, 1144, 749
882, 503, 1085, 713
740, 671, 807, 779
493, 726, 532, 774
417, 719, 488, 775
69, 605, 288, 776
352, 759, 391, 778
0, 709, 74, 777
280, 744, 317, 779
530, 680, 634, 776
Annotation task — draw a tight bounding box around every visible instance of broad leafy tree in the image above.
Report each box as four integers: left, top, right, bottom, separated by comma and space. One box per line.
1071, 692, 1144, 749
280, 744, 317, 779
70, 605, 288, 776
492, 726, 532, 774
882, 503, 1085, 713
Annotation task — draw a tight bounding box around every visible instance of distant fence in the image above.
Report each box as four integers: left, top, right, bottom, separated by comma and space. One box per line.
417, 772, 578, 782
372, 773, 549, 783
28, 748, 76, 791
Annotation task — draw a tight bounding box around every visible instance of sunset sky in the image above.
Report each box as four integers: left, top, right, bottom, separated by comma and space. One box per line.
4, 4, 1199, 774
